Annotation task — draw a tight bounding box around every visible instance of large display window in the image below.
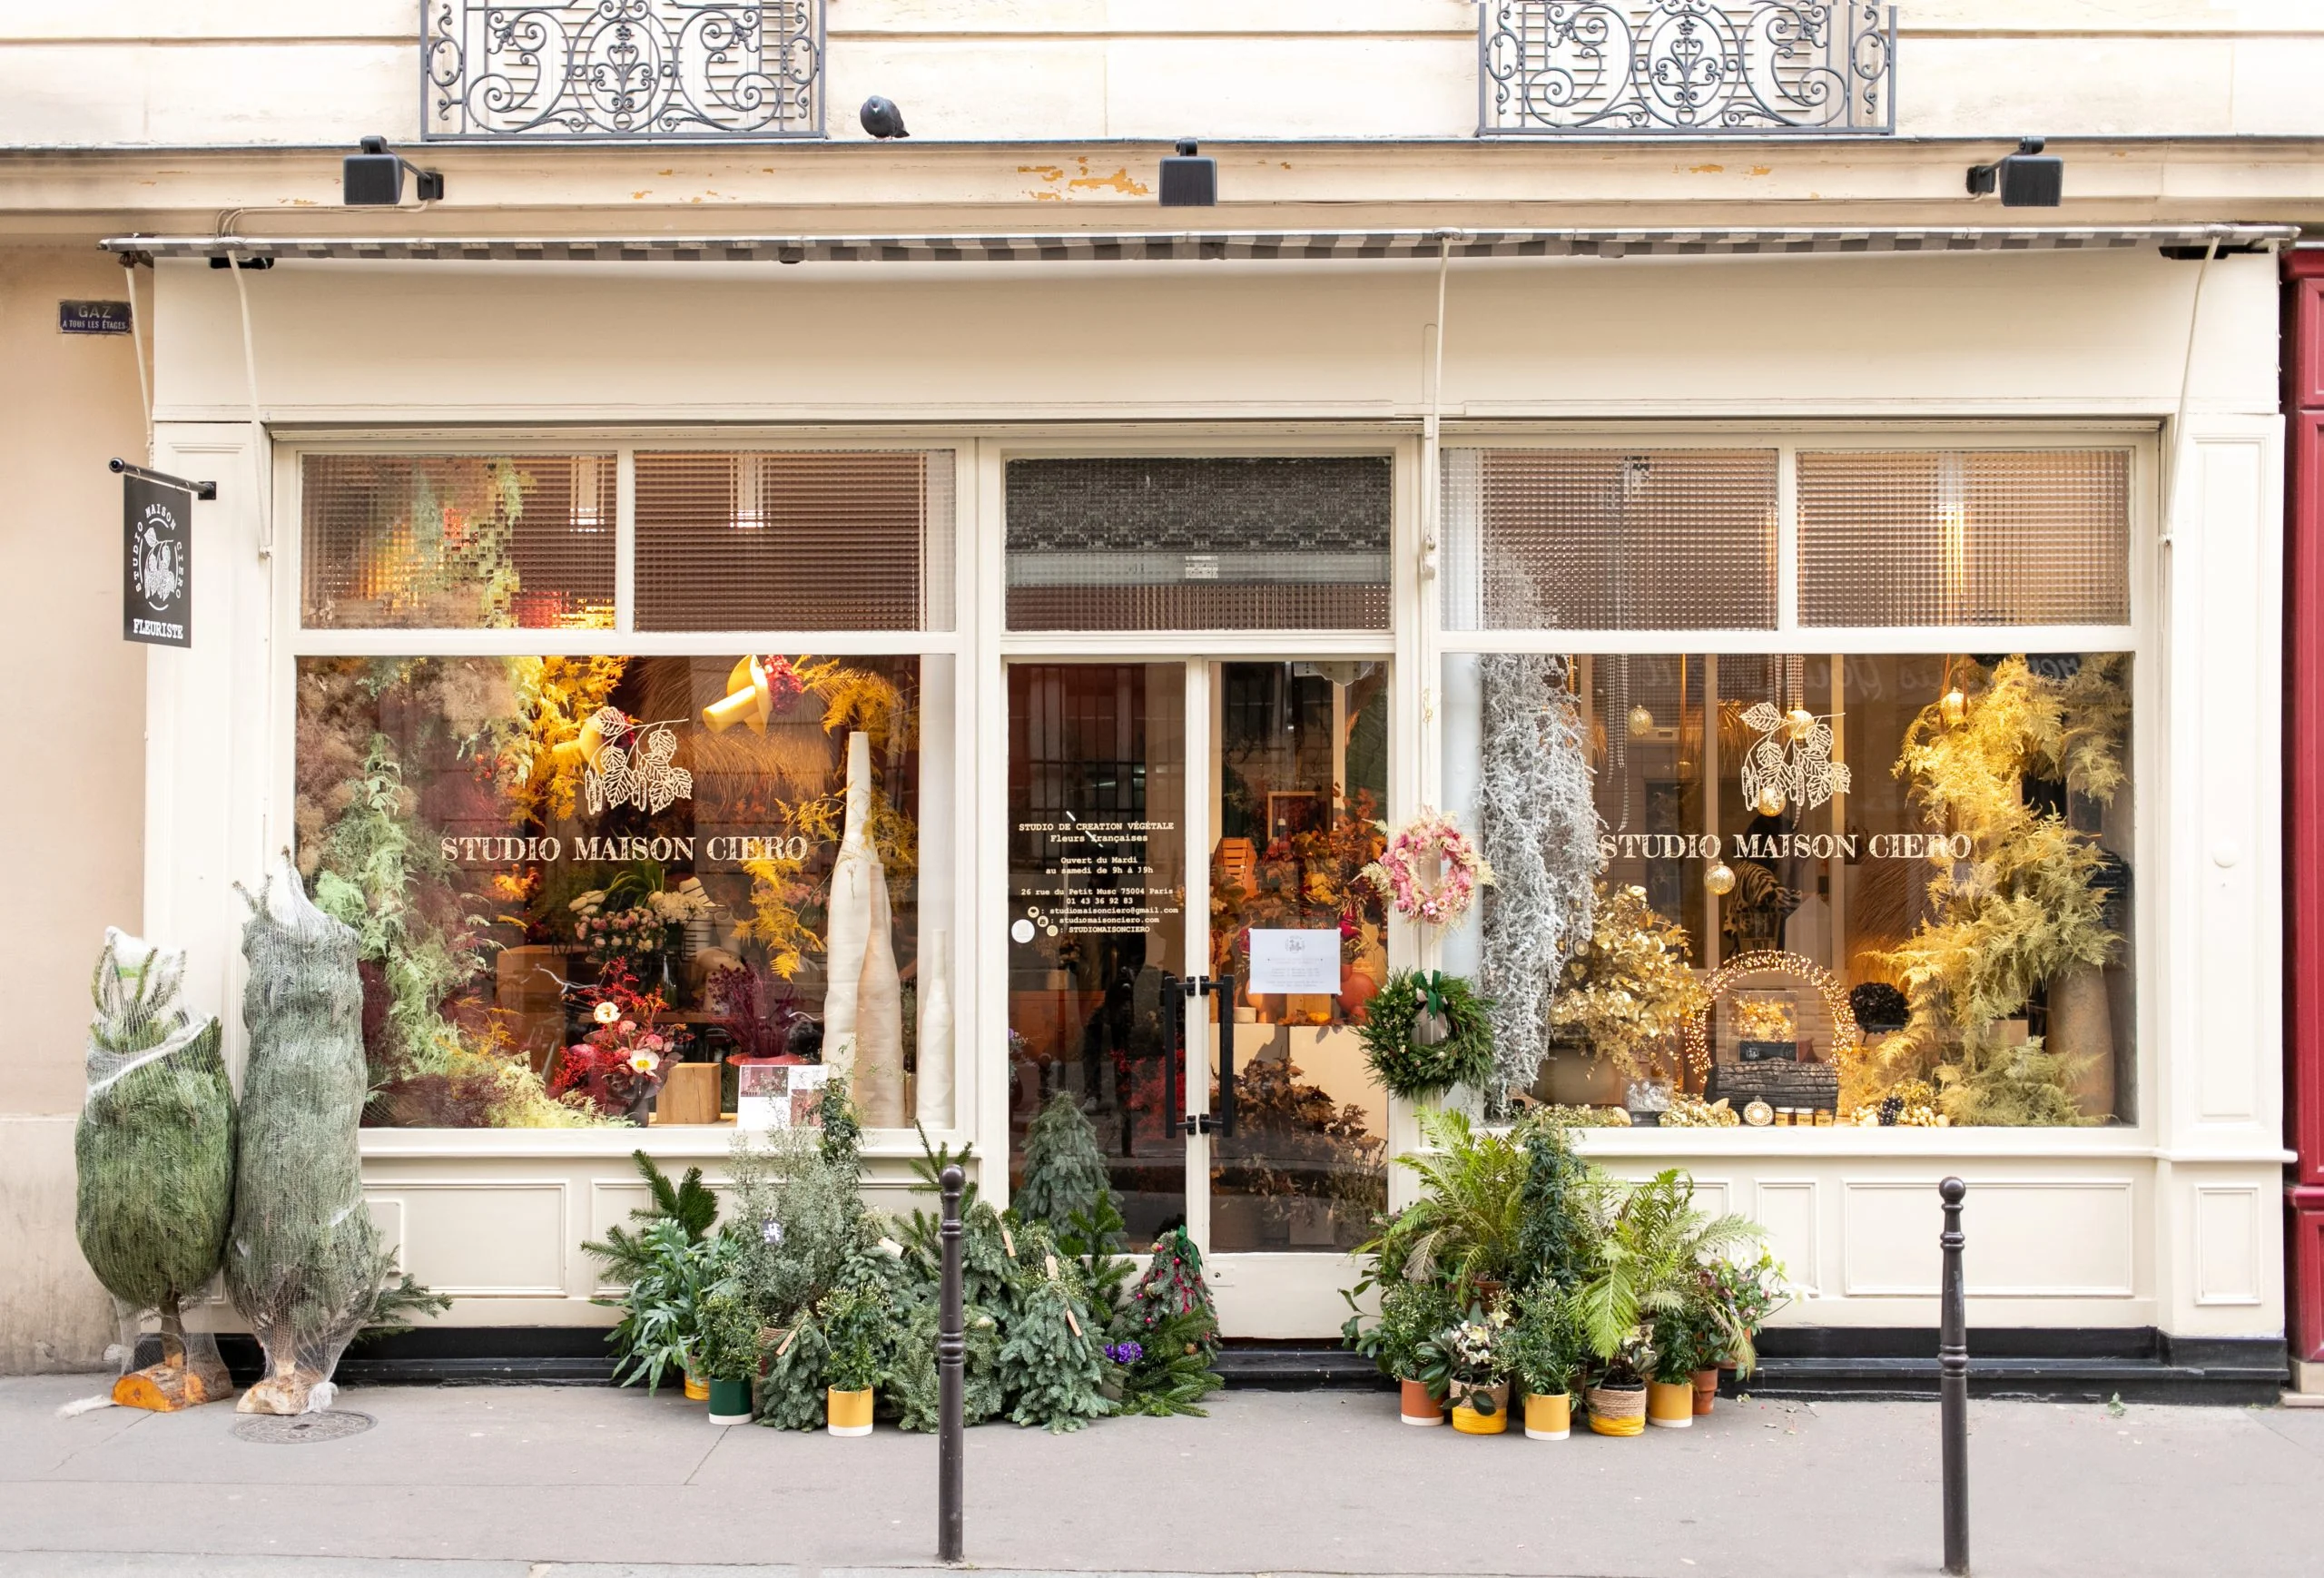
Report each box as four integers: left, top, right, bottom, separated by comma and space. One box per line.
1439, 443, 2142, 1130
290, 449, 959, 1130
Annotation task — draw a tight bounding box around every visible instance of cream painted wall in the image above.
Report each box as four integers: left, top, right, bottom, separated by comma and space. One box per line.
0, 247, 148, 1115
0, 247, 149, 1371
1, 1, 2320, 146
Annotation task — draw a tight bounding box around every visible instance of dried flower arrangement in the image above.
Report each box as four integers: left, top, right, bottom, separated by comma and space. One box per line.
1548, 883, 1710, 1080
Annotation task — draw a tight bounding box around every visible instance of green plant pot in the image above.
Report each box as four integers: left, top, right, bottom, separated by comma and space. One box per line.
706, 1376, 753, 1424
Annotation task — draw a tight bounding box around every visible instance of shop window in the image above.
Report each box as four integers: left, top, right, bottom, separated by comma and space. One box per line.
293, 652, 950, 1129
1442, 449, 1779, 631
1004, 456, 1392, 630
1441, 649, 2135, 1129
300, 455, 616, 630
1797, 449, 2131, 626
634, 450, 954, 632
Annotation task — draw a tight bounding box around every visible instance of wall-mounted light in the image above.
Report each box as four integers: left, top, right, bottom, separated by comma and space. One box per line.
344, 136, 445, 207
1966, 137, 2062, 208
1159, 139, 1216, 208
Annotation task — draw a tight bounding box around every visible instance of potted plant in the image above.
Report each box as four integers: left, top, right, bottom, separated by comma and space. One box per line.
1507, 1279, 1583, 1441
1439, 1300, 1513, 1435
1697, 1249, 1789, 1412
695, 1287, 760, 1425
818, 1286, 883, 1436
1573, 1168, 1764, 1438
1647, 1305, 1711, 1429
1380, 1109, 1530, 1299
585, 1216, 734, 1397
1355, 1279, 1459, 1425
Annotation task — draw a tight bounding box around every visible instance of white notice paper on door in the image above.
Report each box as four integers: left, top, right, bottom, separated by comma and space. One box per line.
1246, 928, 1342, 994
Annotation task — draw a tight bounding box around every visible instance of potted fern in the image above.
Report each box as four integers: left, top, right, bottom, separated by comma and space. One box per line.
1507, 1279, 1584, 1441
819, 1286, 884, 1436
1574, 1168, 1764, 1437
1382, 1109, 1530, 1298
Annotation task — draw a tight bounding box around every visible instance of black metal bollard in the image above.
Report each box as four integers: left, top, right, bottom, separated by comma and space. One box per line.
938, 1164, 966, 1563
1939, 1177, 1970, 1576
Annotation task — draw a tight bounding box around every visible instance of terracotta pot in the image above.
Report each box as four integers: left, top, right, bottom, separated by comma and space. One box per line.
826, 1386, 874, 1436
1451, 1381, 1510, 1435
1647, 1379, 1694, 1428
1691, 1367, 1720, 1415
1586, 1382, 1647, 1437
1522, 1391, 1571, 1441
1398, 1377, 1444, 1426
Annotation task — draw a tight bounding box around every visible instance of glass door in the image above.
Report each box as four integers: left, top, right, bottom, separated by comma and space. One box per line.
1006, 658, 1390, 1336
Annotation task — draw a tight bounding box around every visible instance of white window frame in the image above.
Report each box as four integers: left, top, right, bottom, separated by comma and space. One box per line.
1422, 422, 2161, 1157
273, 431, 980, 1159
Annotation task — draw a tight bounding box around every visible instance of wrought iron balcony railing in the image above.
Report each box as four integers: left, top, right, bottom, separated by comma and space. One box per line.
1480, 2, 1895, 136
424, 2, 823, 141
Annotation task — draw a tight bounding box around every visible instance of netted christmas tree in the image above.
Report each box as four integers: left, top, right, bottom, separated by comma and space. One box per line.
1013, 1091, 1112, 1233
229, 853, 442, 1415
998, 1224, 1113, 1432
74, 929, 237, 1410
1110, 1228, 1225, 1416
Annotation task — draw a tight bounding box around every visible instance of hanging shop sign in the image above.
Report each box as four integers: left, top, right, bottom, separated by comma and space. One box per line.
113, 459, 213, 649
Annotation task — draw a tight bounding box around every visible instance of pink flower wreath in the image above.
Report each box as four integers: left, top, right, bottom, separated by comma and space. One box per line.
1361, 809, 1494, 926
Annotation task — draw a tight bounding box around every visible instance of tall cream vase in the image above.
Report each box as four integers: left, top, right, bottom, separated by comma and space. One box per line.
853, 863, 907, 1127
915, 930, 955, 1129
822, 731, 875, 1074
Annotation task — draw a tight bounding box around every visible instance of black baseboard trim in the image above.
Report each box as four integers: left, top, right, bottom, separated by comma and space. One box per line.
180, 1324, 2287, 1405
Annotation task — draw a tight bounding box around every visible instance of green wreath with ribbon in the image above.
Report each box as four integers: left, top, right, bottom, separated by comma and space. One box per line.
1356, 970, 1496, 1104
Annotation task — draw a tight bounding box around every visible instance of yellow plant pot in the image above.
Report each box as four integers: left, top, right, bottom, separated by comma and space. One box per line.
683, 1374, 710, 1403
1647, 1380, 1695, 1429
826, 1386, 874, 1436
1522, 1391, 1571, 1441
1450, 1381, 1510, 1435
1586, 1384, 1647, 1437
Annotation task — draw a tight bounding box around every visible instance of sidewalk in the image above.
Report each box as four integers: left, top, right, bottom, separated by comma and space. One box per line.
4, 1374, 2319, 1578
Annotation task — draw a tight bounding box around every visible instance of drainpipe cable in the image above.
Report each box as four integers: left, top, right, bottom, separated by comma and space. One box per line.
1421, 233, 1453, 584
123, 262, 153, 466
2161, 232, 2220, 551
229, 250, 274, 559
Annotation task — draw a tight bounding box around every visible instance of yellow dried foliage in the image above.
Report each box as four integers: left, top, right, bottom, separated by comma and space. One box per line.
504, 655, 630, 824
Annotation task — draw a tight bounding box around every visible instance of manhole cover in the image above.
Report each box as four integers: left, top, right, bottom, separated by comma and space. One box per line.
231, 1410, 376, 1445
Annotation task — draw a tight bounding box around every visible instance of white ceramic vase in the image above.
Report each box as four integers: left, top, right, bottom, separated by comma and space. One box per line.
822, 731, 876, 1073
915, 930, 955, 1129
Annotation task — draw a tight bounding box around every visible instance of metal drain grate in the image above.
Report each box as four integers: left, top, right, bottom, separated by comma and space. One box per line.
231, 1410, 375, 1445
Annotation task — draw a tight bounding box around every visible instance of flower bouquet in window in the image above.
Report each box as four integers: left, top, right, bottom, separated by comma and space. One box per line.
550, 983, 675, 1124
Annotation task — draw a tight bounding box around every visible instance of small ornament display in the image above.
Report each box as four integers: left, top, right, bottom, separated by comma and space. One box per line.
1361, 807, 1494, 927
1355, 970, 1497, 1104
1659, 1093, 1740, 1129
1683, 951, 1862, 1078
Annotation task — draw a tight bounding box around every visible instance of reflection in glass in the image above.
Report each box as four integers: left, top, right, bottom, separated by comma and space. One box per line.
294, 654, 932, 1128
1005, 664, 1189, 1242
1445, 652, 2134, 1127
1207, 662, 1390, 1250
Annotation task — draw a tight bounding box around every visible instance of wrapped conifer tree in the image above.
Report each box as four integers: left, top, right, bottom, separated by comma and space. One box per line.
998, 1228, 1112, 1433
75, 929, 236, 1410
228, 853, 425, 1415
1013, 1091, 1111, 1235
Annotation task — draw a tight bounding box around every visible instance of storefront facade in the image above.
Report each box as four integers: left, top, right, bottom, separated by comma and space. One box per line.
114, 228, 2289, 1368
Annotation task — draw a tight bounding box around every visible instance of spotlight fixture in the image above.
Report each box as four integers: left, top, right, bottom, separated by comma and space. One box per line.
1966, 136, 2062, 208
343, 136, 444, 207
1159, 139, 1216, 208
859, 96, 909, 139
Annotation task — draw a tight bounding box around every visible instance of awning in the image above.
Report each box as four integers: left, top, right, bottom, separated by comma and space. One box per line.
101, 223, 2299, 265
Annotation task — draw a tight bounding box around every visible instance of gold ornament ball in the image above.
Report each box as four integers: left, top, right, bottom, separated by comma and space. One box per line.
1705, 862, 1738, 897
1627, 705, 1655, 737
1756, 784, 1787, 817
1940, 687, 1967, 725
1783, 706, 1817, 742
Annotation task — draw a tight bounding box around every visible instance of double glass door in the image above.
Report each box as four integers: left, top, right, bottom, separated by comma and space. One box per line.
1005, 659, 1392, 1334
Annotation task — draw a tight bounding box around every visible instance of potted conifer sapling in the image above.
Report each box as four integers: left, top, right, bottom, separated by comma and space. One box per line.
697, 1287, 760, 1425
819, 1287, 883, 1436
